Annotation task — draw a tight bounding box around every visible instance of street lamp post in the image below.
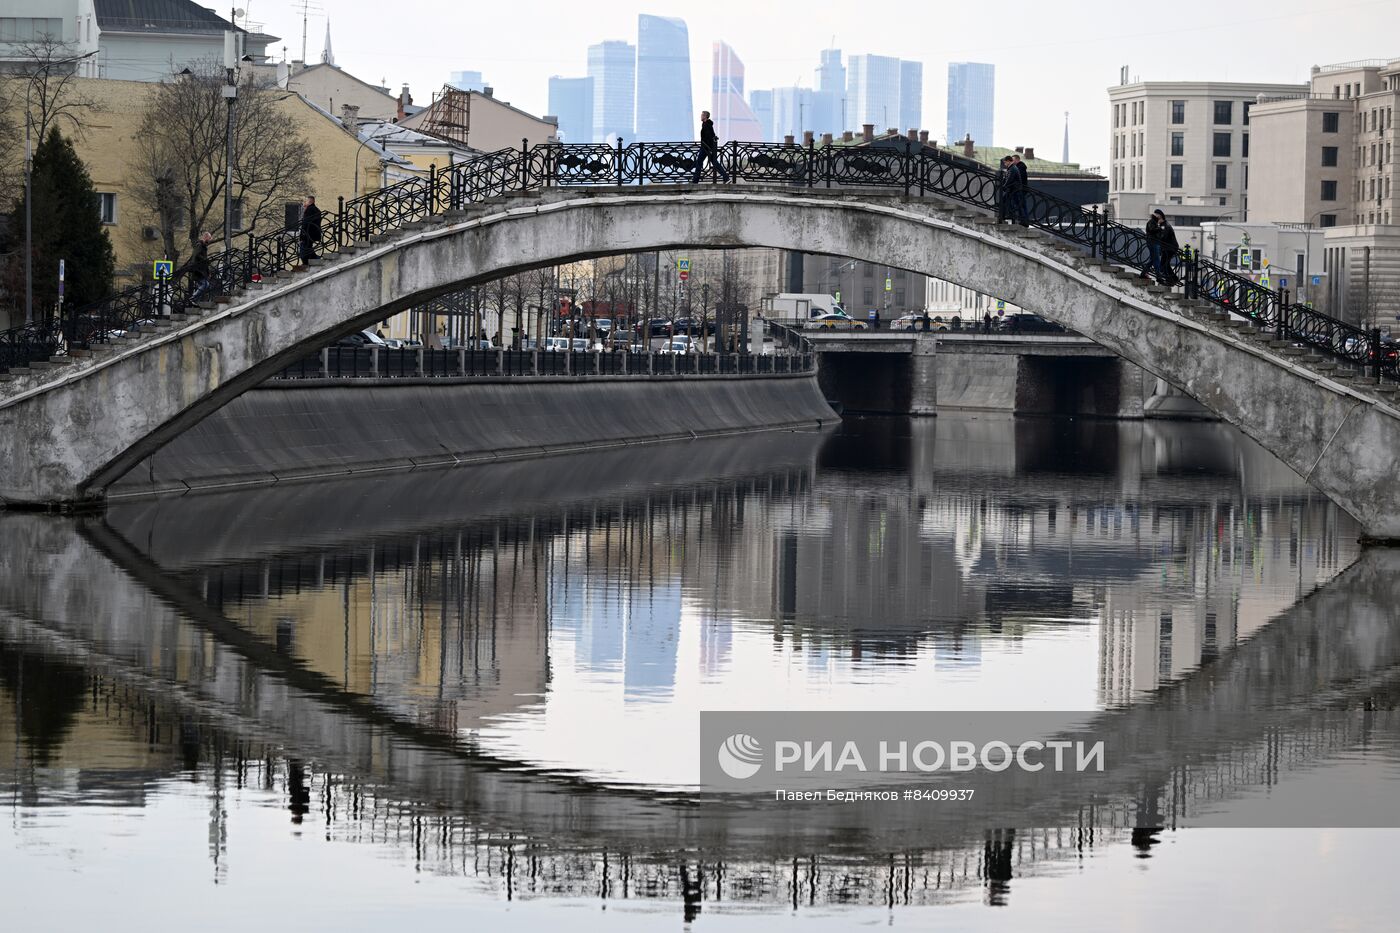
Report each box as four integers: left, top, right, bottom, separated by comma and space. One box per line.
1299, 208, 1333, 308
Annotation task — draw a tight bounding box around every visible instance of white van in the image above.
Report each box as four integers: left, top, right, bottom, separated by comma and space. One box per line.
760, 293, 852, 323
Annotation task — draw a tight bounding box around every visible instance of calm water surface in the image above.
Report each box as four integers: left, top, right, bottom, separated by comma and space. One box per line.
3, 414, 1398, 931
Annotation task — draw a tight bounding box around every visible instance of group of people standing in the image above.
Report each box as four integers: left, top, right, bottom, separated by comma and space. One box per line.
997, 153, 1030, 226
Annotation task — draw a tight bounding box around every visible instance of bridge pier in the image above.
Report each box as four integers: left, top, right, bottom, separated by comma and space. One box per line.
910, 336, 938, 416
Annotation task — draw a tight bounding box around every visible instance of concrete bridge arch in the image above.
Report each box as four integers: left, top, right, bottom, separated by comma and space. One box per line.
1, 187, 1399, 537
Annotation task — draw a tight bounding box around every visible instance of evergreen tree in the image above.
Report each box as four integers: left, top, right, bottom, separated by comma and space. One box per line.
7, 127, 115, 318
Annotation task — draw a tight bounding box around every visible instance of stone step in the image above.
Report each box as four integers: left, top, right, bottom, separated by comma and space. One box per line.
46, 356, 74, 365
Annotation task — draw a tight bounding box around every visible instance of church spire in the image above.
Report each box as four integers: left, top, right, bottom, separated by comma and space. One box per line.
321, 19, 335, 67
1062, 111, 1070, 163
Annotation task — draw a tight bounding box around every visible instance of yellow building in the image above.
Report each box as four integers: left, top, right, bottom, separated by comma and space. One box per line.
13, 77, 399, 286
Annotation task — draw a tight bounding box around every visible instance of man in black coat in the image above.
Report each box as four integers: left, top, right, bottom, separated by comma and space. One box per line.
998, 156, 1021, 224
298, 195, 322, 266
1011, 153, 1030, 226
692, 110, 730, 183
186, 231, 214, 300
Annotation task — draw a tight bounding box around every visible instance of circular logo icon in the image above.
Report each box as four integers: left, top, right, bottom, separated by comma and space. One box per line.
717, 733, 763, 780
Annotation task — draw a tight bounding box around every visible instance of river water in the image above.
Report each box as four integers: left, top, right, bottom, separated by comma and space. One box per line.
2, 414, 1398, 931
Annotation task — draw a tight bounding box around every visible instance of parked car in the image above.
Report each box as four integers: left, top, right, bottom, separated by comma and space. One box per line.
658, 338, 698, 354
998, 313, 1066, 334
810, 313, 868, 331
542, 337, 571, 352
335, 329, 389, 347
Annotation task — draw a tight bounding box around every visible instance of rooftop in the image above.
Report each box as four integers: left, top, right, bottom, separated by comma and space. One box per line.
93, 0, 279, 41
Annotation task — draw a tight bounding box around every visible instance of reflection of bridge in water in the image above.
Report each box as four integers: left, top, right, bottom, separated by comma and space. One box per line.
2, 426, 1396, 914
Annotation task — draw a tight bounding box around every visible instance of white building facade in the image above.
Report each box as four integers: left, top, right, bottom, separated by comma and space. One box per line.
1107, 78, 1306, 225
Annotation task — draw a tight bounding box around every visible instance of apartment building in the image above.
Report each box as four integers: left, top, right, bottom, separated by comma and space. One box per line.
1250, 58, 1400, 325
1106, 77, 1306, 224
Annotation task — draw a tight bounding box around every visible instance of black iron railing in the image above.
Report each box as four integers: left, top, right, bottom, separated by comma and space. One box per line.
269, 344, 812, 381
2, 139, 1392, 383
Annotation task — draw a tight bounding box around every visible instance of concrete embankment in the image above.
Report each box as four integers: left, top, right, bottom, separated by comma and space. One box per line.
109, 373, 835, 497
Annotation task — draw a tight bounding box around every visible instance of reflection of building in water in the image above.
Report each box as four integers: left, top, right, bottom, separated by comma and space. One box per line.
205, 530, 549, 730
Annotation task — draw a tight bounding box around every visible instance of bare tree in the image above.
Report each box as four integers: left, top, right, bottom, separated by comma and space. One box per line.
132, 63, 313, 268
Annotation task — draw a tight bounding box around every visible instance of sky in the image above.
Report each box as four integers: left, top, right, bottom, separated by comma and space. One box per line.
243, 0, 1400, 170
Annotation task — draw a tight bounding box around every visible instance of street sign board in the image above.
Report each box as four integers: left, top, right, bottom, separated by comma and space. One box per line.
1262, 257, 1270, 269
153, 260, 174, 280
884, 277, 892, 292
1279, 277, 1288, 288
677, 257, 690, 282
995, 300, 1005, 311
1311, 275, 1322, 286
1260, 275, 1271, 288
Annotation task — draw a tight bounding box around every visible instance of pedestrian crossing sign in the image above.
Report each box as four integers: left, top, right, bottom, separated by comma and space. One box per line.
884, 277, 892, 292
153, 260, 174, 279
1260, 275, 1271, 288
995, 300, 1005, 311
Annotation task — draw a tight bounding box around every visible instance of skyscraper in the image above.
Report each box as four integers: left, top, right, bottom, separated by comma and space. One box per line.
449, 70, 485, 92
947, 62, 995, 147
712, 42, 764, 141
548, 75, 594, 143
899, 60, 922, 132
588, 40, 635, 143
847, 54, 903, 130
770, 86, 819, 140
749, 89, 774, 141
634, 14, 692, 142
815, 47, 847, 132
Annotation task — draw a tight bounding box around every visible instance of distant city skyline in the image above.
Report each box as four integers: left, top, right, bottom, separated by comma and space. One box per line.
243, 0, 1391, 172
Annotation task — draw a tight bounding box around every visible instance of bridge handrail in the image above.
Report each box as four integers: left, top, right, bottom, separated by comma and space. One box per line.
2, 139, 1391, 383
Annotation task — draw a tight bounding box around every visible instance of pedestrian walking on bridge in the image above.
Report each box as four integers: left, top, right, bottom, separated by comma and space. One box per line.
297, 195, 322, 268
692, 110, 729, 183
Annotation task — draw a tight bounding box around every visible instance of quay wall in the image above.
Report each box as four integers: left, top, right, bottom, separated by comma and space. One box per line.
110, 373, 835, 497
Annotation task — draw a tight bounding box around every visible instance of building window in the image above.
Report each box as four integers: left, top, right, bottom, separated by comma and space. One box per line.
1170, 100, 1185, 124
1242, 102, 1252, 125
1213, 132, 1231, 157
1322, 111, 1339, 133
863, 265, 873, 278
1214, 164, 1228, 189
862, 287, 873, 305
1213, 100, 1233, 125
1170, 132, 1184, 157
1242, 133, 1249, 158
894, 269, 906, 280
895, 289, 905, 306
1321, 146, 1339, 166
96, 192, 117, 225
1321, 180, 1337, 201
1169, 164, 1183, 188
1219, 197, 1227, 206
0, 17, 64, 41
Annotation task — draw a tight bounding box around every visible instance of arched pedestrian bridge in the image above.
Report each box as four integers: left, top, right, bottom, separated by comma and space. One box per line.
1, 140, 1399, 538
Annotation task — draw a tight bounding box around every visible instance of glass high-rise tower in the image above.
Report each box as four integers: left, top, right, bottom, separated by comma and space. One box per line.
947, 62, 995, 146
548, 76, 594, 144
712, 41, 764, 141
588, 40, 635, 144
635, 14, 692, 142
